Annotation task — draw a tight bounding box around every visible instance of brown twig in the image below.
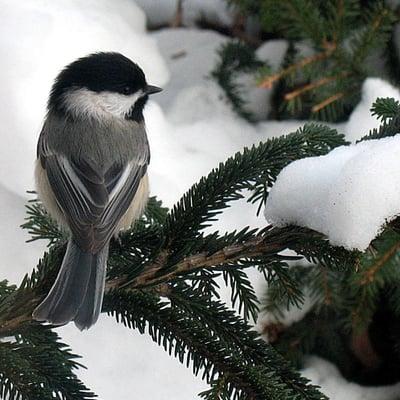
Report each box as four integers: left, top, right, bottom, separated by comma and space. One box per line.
258, 42, 336, 89
121, 237, 281, 289
284, 72, 349, 101
311, 92, 345, 113
351, 329, 382, 369
0, 230, 292, 336
360, 241, 400, 285
321, 267, 332, 306
170, 0, 184, 28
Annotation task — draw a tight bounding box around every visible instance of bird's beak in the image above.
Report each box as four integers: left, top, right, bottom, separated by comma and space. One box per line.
145, 85, 163, 95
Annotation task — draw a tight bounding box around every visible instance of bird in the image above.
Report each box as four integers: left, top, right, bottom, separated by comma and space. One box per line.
32, 52, 162, 330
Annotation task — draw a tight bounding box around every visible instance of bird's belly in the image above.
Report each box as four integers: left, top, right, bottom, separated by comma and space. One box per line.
116, 173, 149, 232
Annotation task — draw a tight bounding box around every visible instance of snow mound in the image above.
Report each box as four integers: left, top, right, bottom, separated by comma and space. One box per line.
265, 135, 400, 250
345, 78, 400, 142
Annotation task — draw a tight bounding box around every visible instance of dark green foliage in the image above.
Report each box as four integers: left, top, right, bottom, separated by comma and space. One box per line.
104, 287, 327, 400
359, 97, 400, 141
371, 97, 400, 123
0, 319, 95, 400
223, 269, 259, 322
224, 0, 397, 121
211, 41, 266, 121
21, 192, 66, 246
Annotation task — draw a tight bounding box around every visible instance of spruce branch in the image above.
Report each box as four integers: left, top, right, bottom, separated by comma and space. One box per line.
311, 92, 345, 113
283, 72, 349, 101
104, 288, 327, 400
370, 97, 400, 123
345, 228, 400, 332
223, 269, 259, 322
0, 223, 356, 338
359, 99, 400, 141
0, 323, 95, 400
258, 47, 336, 89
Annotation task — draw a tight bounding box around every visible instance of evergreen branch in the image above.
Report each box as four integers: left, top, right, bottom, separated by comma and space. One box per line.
120, 225, 356, 290
258, 47, 335, 89
311, 92, 345, 113
358, 111, 400, 141
0, 223, 356, 336
360, 239, 400, 285
223, 269, 259, 322
21, 194, 66, 246
344, 228, 400, 331
370, 97, 400, 123
284, 72, 349, 101
121, 232, 273, 289
199, 377, 230, 400
1, 123, 349, 337
0, 324, 95, 400
281, 0, 327, 44
186, 268, 222, 301
265, 305, 355, 373
104, 288, 327, 399
350, 3, 394, 66
248, 123, 347, 212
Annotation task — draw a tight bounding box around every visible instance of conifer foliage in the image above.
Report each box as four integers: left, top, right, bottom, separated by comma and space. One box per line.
222, 0, 398, 121
3, 99, 400, 398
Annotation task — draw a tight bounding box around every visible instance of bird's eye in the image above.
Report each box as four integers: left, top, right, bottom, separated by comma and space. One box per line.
122, 86, 132, 95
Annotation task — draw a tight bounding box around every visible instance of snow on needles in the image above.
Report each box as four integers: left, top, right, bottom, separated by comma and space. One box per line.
265, 135, 400, 251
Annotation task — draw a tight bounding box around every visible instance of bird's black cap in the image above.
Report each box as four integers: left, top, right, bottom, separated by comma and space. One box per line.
48, 52, 161, 119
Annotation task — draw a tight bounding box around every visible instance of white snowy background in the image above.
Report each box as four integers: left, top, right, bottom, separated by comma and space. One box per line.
1, 0, 400, 399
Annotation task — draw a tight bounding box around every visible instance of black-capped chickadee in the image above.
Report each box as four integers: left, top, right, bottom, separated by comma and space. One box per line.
32, 52, 162, 330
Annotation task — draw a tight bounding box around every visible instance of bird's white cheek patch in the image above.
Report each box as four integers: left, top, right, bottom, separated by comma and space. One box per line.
63, 88, 143, 120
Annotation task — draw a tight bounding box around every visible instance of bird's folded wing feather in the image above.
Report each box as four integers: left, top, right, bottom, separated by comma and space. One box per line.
39, 140, 147, 253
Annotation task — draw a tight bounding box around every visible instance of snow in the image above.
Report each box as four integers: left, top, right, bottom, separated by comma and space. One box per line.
302, 356, 400, 400
151, 28, 229, 117
152, 28, 288, 122
134, 0, 233, 29
1, 0, 400, 399
265, 135, 400, 250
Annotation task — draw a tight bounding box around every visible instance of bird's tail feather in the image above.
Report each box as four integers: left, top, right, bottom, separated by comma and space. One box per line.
74, 245, 108, 330
32, 240, 108, 330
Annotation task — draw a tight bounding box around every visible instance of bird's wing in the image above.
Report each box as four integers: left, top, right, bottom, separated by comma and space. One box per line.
38, 135, 148, 253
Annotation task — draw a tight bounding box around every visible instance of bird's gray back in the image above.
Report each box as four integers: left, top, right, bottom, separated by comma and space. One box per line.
39, 111, 149, 170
